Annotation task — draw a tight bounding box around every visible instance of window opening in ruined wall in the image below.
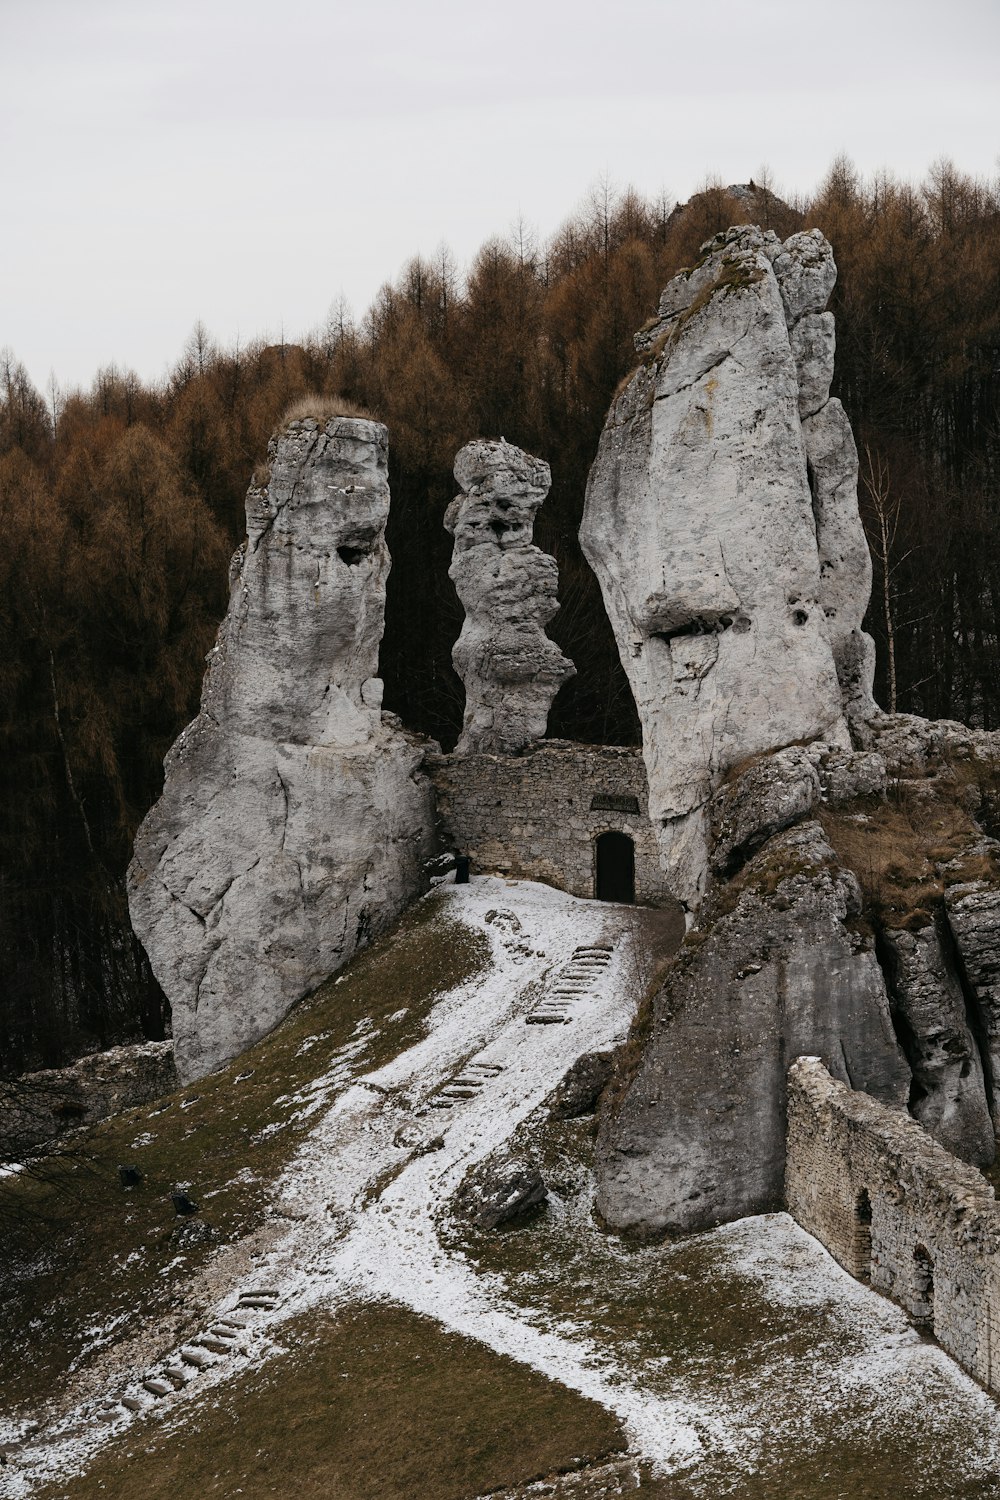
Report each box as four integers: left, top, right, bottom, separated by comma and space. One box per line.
912, 1244, 935, 1331
595, 831, 635, 904
854, 1189, 873, 1281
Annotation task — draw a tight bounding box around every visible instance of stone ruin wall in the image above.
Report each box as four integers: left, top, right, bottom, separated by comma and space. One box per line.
0, 1042, 177, 1159
786, 1056, 1000, 1394
426, 742, 673, 906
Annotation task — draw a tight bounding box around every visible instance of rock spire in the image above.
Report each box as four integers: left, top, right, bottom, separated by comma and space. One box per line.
446, 439, 574, 754
128, 415, 435, 1084
580, 225, 875, 907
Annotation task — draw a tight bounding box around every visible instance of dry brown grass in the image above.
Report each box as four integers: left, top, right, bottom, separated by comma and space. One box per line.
278, 392, 377, 429
40, 1303, 624, 1500
819, 779, 1000, 931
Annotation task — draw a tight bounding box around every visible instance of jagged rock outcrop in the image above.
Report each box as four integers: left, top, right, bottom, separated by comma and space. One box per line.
879, 918, 994, 1166
944, 883, 1000, 1133
595, 817, 910, 1237
580, 225, 875, 906
446, 440, 574, 754
596, 723, 1000, 1234
129, 416, 436, 1085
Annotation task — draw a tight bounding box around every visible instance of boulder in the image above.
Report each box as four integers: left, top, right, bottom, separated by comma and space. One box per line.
709, 746, 821, 877
129, 417, 436, 1084
455, 1156, 548, 1230
580, 225, 872, 907
445, 439, 575, 753
594, 822, 910, 1238
546, 1050, 614, 1119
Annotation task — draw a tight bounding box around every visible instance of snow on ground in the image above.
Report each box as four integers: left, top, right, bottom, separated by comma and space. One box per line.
7, 876, 1000, 1494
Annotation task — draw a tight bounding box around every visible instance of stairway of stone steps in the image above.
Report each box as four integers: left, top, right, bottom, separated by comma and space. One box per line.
526, 943, 614, 1025
429, 1061, 504, 1110
111, 1294, 280, 1415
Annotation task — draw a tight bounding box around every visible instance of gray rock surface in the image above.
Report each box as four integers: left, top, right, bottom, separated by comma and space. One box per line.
945, 881, 1000, 1134
546, 1050, 614, 1119
880, 919, 994, 1167
445, 440, 574, 754
857, 711, 1000, 776
709, 746, 821, 877
581, 224, 874, 906
455, 1155, 548, 1230
129, 417, 436, 1085
594, 821, 910, 1237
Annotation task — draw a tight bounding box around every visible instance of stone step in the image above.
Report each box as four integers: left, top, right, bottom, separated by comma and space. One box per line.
466, 1063, 503, 1074
180, 1347, 217, 1369
237, 1294, 279, 1308
429, 1099, 454, 1109
194, 1336, 233, 1355
121, 1395, 145, 1413
450, 1077, 485, 1088
163, 1367, 189, 1385
142, 1379, 174, 1398
209, 1324, 240, 1339
526, 1015, 571, 1025
215, 1314, 249, 1328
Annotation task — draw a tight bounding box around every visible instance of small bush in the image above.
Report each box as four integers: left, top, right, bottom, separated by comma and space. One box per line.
278, 392, 377, 429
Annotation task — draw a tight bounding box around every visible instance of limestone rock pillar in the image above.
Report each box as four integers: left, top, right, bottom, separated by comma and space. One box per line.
446, 439, 574, 754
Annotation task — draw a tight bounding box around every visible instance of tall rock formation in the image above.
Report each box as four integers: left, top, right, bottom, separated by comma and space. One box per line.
129, 415, 435, 1084
581, 225, 875, 908
595, 752, 912, 1237
587, 229, 1000, 1238
446, 439, 574, 754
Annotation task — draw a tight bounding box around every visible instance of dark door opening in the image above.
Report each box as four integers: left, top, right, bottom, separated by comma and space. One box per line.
595, 831, 635, 904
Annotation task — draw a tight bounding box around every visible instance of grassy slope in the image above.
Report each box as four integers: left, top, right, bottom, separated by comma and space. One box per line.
445, 1110, 1000, 1500
0, 891, 489, 1419
40, 1304, 625, 1500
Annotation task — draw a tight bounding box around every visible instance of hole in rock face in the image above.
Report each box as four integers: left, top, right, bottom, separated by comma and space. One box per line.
489, 519, 512, 539
653, 613, 738, 643
792, 609, 809, 626
337, 545, 369, 566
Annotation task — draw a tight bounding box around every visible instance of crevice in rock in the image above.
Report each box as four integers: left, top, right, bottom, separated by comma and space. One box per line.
275, 766, 291, 853
942, 905, 996, 1126
163, 881, 206, 930
873, 923, 922, 1112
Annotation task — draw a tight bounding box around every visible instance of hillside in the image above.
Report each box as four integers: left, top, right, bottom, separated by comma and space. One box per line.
2, 878, 1000, 1499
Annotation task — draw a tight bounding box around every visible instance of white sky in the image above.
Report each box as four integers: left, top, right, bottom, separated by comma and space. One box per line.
2, 0, 998, 396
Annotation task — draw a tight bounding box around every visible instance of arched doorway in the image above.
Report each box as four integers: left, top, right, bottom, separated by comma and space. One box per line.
595, 831, 635, 904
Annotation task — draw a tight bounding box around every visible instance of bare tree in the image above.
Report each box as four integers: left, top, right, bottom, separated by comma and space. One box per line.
861, 443, 910, 713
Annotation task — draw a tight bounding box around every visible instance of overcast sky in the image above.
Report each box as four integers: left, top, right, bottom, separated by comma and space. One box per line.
2, 0, 998, 396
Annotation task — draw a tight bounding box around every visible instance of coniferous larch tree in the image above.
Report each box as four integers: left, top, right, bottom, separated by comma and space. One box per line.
1, 160, 998, 1071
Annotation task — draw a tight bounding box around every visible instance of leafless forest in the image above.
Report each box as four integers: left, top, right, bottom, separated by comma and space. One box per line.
2, 159, 998, 1071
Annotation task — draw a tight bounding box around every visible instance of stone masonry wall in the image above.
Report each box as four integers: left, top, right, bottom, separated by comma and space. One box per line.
0, 1041, 177, 1159
426, 741, 673, 905
786, 1056, 1000, 1393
